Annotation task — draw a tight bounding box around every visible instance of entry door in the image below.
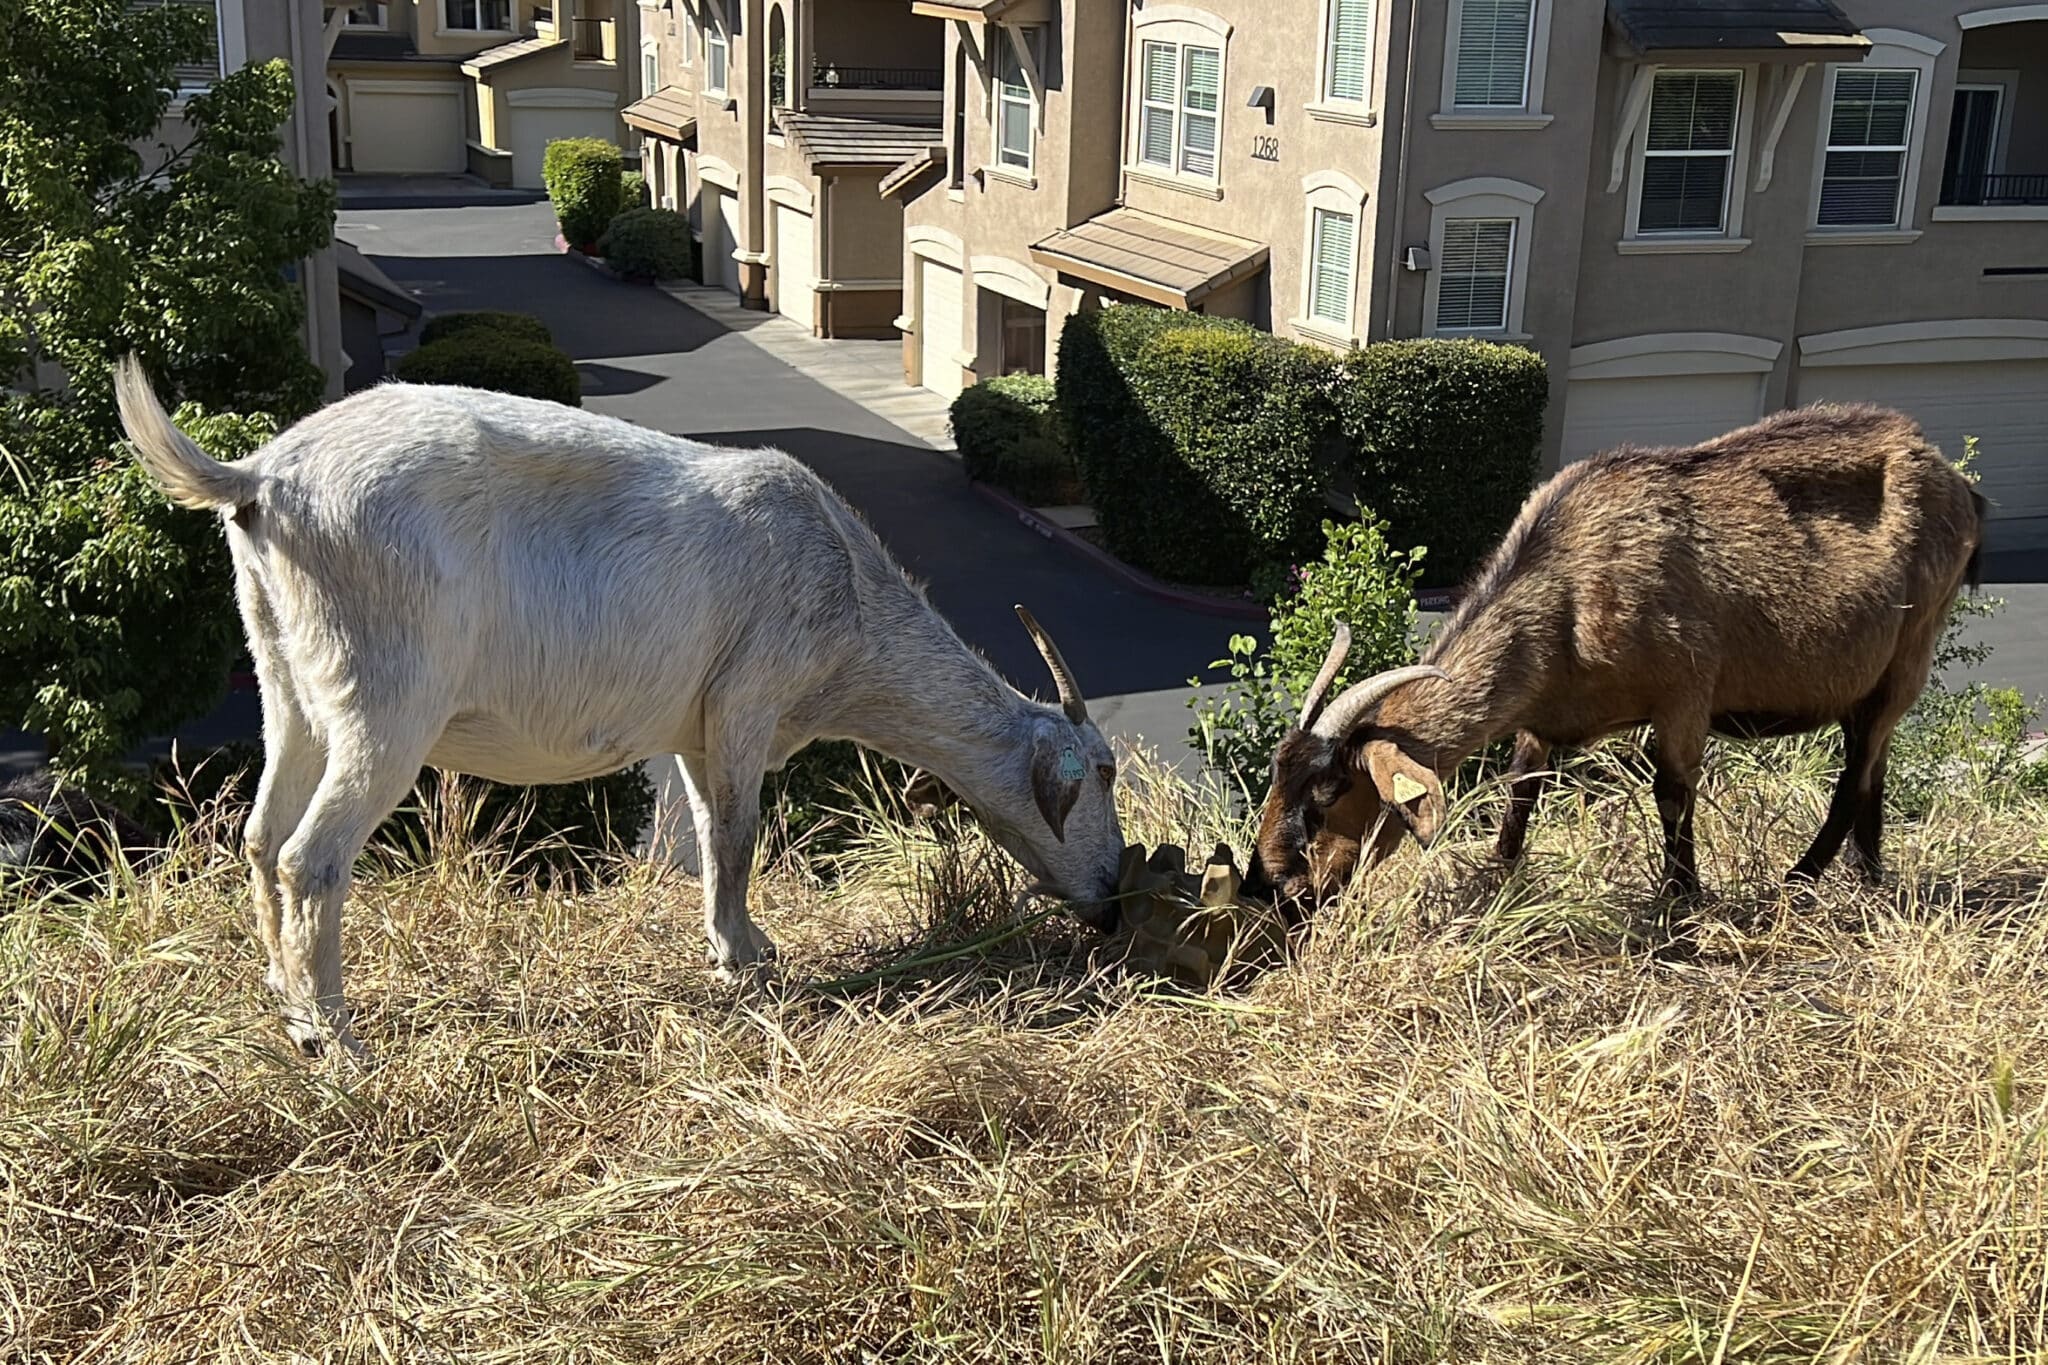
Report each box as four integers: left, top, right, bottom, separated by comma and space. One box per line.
917, 256, 963, 399
773, 203, 814, 329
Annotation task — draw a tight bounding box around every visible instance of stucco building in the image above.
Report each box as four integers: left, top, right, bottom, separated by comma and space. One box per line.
635, 0, 2048, 547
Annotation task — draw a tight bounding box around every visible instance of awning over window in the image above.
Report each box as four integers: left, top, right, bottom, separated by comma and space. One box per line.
779, 113, 942, 171
459, 35, 565, 79
1606, 0, 1869, 63
622, 89, 697, 142
909, 0, 1051, 22
879, 146, 945, 200
1028, 208, 1267, 310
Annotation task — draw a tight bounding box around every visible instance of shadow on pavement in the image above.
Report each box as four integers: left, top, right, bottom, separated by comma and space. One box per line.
360, 249, 728, 364
679, 426, 1234, 702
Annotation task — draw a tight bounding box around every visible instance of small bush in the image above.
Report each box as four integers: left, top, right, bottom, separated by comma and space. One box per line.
760, 739, 911, 873
1057, 306, 1339, 587
393, 334, 582, 407
1190, 516, 1424, 796
950, 374, 1082, 505
419, 310, 554, 348
543, 137, 624, 250
1337, 339, 1548, 588
621, 169, 649, 209
597, 206, 695, 281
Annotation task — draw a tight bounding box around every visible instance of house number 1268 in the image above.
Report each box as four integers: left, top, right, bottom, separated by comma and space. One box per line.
1250, 135, 1280, 161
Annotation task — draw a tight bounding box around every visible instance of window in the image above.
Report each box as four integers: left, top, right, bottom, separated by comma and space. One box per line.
1817, 69, 1916, 227
995, 32, 1033, 172
1306, 207, 1357, 328
706, 11, 729, 93
1135, 39, 1221, 179
998, 297, 1046, 374
344, 2, 386, 26
1450, 0, 1532, 108
443, 0, 511, 31
1435, 219, 1513, 330
948, 43, 967, 188
1637, 70, 1741, 234
139, 0, 224, 85
1321, 0, 1371, 105
642, 45, 659, 97
1943, 85, 2005, 204
1423, 175, 1539, 336
678, 5, 693, 64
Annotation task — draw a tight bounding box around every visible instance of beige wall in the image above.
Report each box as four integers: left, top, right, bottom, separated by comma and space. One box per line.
826, 171, 902, 279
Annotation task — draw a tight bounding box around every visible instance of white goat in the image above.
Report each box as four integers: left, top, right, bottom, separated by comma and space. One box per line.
115, 358, 1126, 1056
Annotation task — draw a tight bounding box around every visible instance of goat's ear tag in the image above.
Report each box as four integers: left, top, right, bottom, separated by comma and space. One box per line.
1391, 772, 1428, 804
1058, 747, 1086, 783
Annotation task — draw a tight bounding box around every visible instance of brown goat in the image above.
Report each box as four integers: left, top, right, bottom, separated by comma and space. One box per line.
1252, 403, 1986, 918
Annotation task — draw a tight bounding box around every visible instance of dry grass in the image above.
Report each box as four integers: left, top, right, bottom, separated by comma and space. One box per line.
4, 744, 2048, 1364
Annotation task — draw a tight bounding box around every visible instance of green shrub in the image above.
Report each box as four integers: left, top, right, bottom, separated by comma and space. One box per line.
622, 169, 649, 209
394, 334, 582, 407
1190, 516, 1424, 796
760, 739, 911, 872
419, 310, 554, 348
543, 137, 625, 249
597, 206, 695, 281
950, 374, 1082, 505
1056, 306, 1339, 588
1337, 339, 1548, 588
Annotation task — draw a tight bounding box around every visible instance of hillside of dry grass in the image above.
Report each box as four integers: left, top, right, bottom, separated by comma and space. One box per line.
3, 742, 2047, 1363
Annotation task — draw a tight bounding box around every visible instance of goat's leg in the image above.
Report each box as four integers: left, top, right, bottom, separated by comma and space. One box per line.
273, 710, 438, 1057
244, 689, 324, 998
1846, 747, 1890, 882
691, 719, 778, 974
1494, 731, 1552, 864
1788, 709, 1876, 884
1648, 717, 1707, 901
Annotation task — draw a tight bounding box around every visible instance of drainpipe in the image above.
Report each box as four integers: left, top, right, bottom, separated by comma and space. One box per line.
1381, 0, 1419, 339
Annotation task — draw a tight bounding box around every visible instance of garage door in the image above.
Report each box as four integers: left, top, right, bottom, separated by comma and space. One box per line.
917, 256, 963, 400
1561, 373, 1766, 463
709, 190, 743, 296
1799, 360, 2048, 549
773, 204, 814, 329
506, 104, 619, 190
348, 83, 465, 174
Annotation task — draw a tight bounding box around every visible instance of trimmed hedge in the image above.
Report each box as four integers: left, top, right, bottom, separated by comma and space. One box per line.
543, 137, 624, 250
1057, 307, 1339, 587
393, 334, 583, 406
1338, 339, 1549, 587
419, 309, 554, 348
950, 373, 1082, 505
621, 168, 649, 209
598, 206, 695, 281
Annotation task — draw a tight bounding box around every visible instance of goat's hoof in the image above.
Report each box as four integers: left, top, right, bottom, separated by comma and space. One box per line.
280, 1004, 362, 1062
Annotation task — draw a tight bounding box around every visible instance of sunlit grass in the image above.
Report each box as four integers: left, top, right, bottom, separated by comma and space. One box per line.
2, 742, 2046, 1362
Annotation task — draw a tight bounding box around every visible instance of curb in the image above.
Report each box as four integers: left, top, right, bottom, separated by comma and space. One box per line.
554, 233, 653, 286
968, 482, 1267, 622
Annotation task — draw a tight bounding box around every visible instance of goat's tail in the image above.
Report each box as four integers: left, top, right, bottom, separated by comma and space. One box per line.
114, 355, 262, 514
1965, 487, 1988, 592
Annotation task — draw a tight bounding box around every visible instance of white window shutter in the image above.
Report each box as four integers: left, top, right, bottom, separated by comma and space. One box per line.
1435, 218, 1513, 330
1180, 45, 1221, 177
1324, 0, 1371, 103
1309, 208, 1355, 325
1453, 0, 1533, 108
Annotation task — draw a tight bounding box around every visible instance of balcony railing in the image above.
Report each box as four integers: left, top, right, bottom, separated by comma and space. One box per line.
810, 64, 943, 92
572, 15, 608, 60
1942, 171, 2048, 206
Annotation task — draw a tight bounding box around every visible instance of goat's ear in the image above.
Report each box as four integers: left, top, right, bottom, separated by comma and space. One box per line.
903, 769, 959, 821
1029, 733, 1084, 843
1364, 745, 1445, 847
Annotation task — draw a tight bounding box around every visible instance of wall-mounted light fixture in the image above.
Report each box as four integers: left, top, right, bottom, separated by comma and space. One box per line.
1246, 84, 1274, 124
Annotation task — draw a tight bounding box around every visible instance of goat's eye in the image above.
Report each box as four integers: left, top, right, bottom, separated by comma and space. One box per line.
1310, 779, 1345, 807
1097, 763, 1116, 786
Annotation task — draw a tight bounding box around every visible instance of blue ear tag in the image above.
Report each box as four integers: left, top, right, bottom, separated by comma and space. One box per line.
1058, 747, 1086, 782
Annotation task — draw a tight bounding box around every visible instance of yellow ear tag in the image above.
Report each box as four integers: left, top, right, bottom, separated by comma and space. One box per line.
1391, 772, 1428, 804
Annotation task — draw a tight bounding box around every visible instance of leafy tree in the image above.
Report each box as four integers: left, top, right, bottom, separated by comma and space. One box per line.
0, 0, 335, 792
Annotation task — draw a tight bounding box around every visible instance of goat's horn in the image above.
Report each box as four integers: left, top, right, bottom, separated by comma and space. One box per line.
1014, 604, 1088, 724
1297, 622, 1353, 730
1310, 664, 1453, 739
